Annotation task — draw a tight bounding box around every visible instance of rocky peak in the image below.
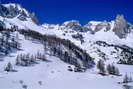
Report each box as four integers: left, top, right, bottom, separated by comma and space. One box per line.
113, 15, 129, 38
62, 20, 83, 31
0, 3, 28, 18
0, 3, 39, 24
84, 21, 111, 34
0, 4, 9, 17
63, 20, 81, 26
115, 15, 126, 23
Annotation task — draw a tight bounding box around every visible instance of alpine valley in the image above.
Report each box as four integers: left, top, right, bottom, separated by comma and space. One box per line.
0, 3, 133, 89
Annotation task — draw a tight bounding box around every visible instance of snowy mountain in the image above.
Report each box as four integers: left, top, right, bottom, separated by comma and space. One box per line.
0, 3, 133, 89
0, 3, 40, 31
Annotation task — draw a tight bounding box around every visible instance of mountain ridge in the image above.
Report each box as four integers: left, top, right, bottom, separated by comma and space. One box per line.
0, 3, 133, 48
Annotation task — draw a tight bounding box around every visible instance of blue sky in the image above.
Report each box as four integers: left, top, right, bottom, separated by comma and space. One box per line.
1, 0, 133, 25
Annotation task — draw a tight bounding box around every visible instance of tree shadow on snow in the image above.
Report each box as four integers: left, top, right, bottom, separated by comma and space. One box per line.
123, 85, 133, 89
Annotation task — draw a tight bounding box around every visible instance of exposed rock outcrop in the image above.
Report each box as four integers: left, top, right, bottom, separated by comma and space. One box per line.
113, 15, 129, 38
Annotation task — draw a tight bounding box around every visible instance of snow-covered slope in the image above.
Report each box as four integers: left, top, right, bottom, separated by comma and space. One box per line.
0, 3, 44, 32
0, 30, 132, 89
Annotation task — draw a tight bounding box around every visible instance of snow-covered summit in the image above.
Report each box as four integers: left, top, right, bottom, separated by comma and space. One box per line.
0, 3, 132, 38
63, 20, 81, 26
0, 3, 39, 30
0, 3, 29, 19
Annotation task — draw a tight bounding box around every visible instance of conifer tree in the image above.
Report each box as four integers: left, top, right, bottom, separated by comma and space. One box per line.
123, 74, 129, 83
97, 59, 106, 74
16, 55, 20, 65
107, 64, 120, 76
4, 62, 13, 72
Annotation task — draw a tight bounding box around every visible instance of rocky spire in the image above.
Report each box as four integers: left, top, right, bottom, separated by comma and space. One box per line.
113, 15, 129, 38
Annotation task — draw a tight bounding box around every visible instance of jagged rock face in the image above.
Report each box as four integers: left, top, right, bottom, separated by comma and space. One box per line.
0, 4, 34, 21
113, 15, 129, 38
0, 4, 9, 17
63, 20, 83, 31
82, 27, 91, 32
95, 22, 111, 32
0, 20, 5, 28
17, 10, 28, 21
84, 21, 111, 34
83, 23, 94, 34
29, 12, 38, 24
6, 4, 21, 18
0, 4, 21, 18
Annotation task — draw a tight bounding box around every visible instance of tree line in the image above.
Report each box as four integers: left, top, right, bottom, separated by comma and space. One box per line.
96, 41, 133, 65
97, 59, 120, 76
18, 29, 95, 70
16, 52, 47, 66
0, 26, 20, 55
